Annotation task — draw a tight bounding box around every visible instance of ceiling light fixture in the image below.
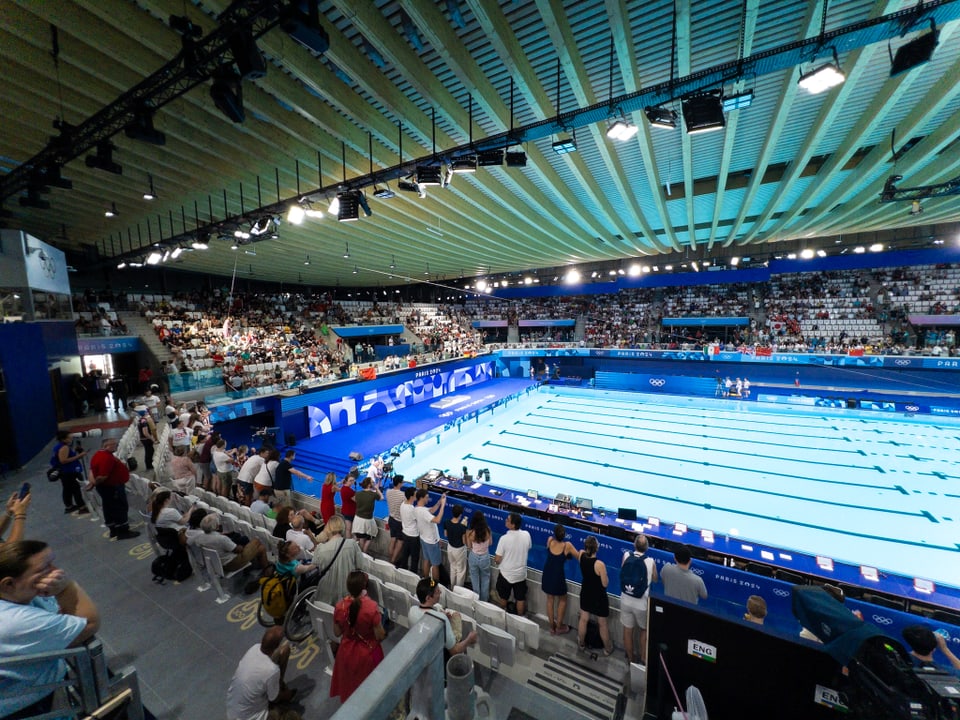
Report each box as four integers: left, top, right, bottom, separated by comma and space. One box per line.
116, 261, 127, 269
171, 246, 183, 259
690, 261, 699, 272
287, 204, 306, 224
682, 91, 725, 134
552, 135, 577, 155
210, 65, 245, 123
798, 49, 845, 93
142, 174, 157, 200
373, 182, 395, 199
191, 239, 208, 250
336, 190, 360, 221
104, 202, 118, 218
476, 149, 504, 167
800, 248, 815, 259
86, 142, 122, 175
869, 243, 884, 252
343, 244, 350, 259
606, 118, 639, 141
125, 108, 166, 145
304, 255, 310, 265
389, 255, 396, 270
644, 106, 678, 130
146, 251, 163, 265
451, 155, 477, 173
890, 21, 939, 77
415, 164, 443, 186
505, 149, 527, 167
722, 90, 754, 111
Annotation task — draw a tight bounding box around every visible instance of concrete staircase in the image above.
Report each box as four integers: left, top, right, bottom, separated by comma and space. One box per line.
118, 310, 169, 368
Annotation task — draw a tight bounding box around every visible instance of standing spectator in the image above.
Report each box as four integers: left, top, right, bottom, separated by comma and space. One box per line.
197, 431, 220, 491
385, 476, 406, 564
108, 375, 128, 412
465, 510, 492, 601
0, 541, 101, 719
273, 449, 313, 506
395, 488, 421, 574
494, 512, 531, 616
211, 439, 235, 497
660, 545, 708, 605
88, 437, 139, 539
136, 406, 157, 471
542, 523, 579, 635
902, 625, 960, 672
254, 449, 280, 498
310, 516, 363, 606
443, 505, 468, 588
52, 430, 88, 514
352, 477, 381, 554
577, 535, 613, 656
330, 570, 386, 703
225, 626, 299, 720
339, 473, 358, 538
237, 448, 269, 505
319, 472, 339, 525
168, 446, 198, 494
620, 534, 657, 664
415, 489, 446, 582
138, 365, 153, 392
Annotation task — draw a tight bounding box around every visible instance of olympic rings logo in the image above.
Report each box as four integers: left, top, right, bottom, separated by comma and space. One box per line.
772, 588, 791, 597
894, 359, 911, 366
872, 615, 894, 626
905, 405, 919, 412
649, 378, 666, 387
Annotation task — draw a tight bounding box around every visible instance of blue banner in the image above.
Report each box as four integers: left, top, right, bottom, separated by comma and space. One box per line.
662, 317, 750, 327
517, 319, 576, 327
77, 335, 140, 355
332, 325, 404, 338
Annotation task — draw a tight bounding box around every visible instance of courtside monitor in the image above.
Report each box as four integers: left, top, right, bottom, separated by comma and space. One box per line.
576, 497, 593, 511
618, 507, 638, 521
478, 622, 516, 670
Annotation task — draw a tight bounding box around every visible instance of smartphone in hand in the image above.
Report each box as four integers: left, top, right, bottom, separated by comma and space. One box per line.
18, 482, 31, 499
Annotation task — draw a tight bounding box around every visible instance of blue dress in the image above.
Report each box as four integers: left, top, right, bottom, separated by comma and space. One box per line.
542, 546, 571, 596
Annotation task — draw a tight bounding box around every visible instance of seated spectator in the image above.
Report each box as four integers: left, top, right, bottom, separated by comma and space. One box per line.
249, 490, 274, 517
168, 446, 197, 494
743, 595, 767, 625
285, 514, 316, 560
225, 626, 299, 720
190, 513, 267, 593
408, 576, 478, 661
0, 540, 101, 719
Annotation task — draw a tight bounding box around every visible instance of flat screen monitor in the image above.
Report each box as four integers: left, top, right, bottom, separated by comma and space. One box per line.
618, 507, 638, 521
576, 497, 593, 511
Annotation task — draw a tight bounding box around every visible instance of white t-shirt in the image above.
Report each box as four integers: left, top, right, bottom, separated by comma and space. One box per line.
237, 455, 265, 485
400, 502, 419, 538
155, 506, 183, 530
415, 505, 440, 544
408, 605, 455, 650
170, 426, 191, 448
286, 528, 314, 559
495, 530, 532, 584
225, 644, 280, 720
254, 460, 278, 488
213, 449, 234, 474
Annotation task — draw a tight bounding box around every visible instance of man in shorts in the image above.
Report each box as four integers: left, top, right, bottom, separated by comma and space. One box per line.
386, 475, 406, 564
494, 512, 531, 616
620, 534, 657, 664
414, 489, 447, 581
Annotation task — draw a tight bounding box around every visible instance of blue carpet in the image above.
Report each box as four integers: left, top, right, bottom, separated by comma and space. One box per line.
290, 378, 534, 498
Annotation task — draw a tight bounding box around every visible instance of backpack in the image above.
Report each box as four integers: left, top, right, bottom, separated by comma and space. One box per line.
151, 552, 192, 584
620, 552, 651, 599
260, 573, 298, 621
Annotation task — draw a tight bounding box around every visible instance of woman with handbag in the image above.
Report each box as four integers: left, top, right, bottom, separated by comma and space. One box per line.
52, 430, 88, 514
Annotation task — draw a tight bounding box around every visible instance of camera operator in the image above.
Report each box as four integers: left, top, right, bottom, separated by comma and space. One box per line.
52, 430, 89, 515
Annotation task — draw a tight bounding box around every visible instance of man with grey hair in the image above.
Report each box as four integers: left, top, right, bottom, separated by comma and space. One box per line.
191, 513, 267, 592
285, 513, 316, 560
620, 534, 658, 664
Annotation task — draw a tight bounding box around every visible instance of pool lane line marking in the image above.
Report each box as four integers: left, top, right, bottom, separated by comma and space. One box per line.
506, 425, 891, 484
535, 405, 893, 445
461, 452, 958, 554
544, 397, 953, 439
477, 440, 929, 518
518, 415, 876, 465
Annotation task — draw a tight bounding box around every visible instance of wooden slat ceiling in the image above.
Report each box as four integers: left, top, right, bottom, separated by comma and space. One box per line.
2, 0, 960, 287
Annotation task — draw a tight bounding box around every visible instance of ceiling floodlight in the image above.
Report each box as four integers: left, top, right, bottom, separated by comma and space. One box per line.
798, 49, 845, 93
890, 22, 939, 77
373, 183, 395, 199
336, 191, 360, 221
854, 246, 866, 253
869, 243, 884, 252
681, 91, 725, 134
729, 256, 740, 266
477, 149, 504, 167
505, 150, 527, 167
690, 261, 699, 272
627, 263, 641, 277
104, 202, 119, 218
171, 246, 184, 259
191, 239, 209, 250
86, 142, 122, 175
606, 118, 639, 141
328, 195, 340, 215
146, 251, 163, 265
416, 164, 443, 186
800, 248, 815, 259
142, 174, 157, 200
210, 66, 245, 123
451, 155, 478, 173
644, 106, 678, 130
722, 90, 754, 112
116, 261, 127, 269
286, 204, 306, 224
552, 136, 577, 154
564, 269, 581, 284
398, 177, 426, 198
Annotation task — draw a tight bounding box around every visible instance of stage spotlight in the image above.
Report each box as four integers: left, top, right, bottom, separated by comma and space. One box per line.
21, 187, 52, 209
398, 177, 427, 198
373, 183, 395, 199
336, 190, 360, 221
644, 106, 678, 130
681, 91, 725, 134
451, 155, 477, 173
230, 28, 267, 80
798, 49, 845, 93
210, 66, 244, 123
125, 108, 166, 145
505, 150, 527, 167
416, 164, 443, 186
552, 136, 577, 154
477, 149, 504, 167
286, 204, 305, 225
281, 0, 330, 55
890, 24, 938, 77
85, 142, 122, 174
606, 118, 638, 141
